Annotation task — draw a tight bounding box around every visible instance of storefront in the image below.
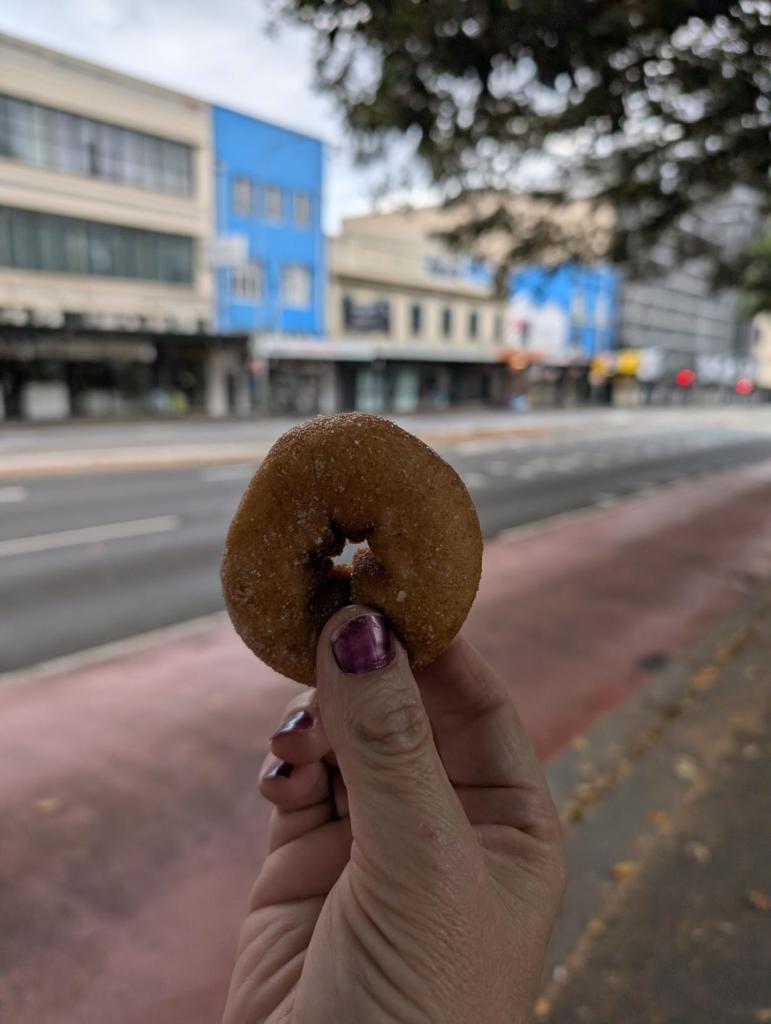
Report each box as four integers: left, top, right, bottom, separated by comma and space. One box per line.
0, 326, 249, 420
253, 336, 509, 416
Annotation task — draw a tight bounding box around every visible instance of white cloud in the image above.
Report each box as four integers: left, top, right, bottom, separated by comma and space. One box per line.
0, 0, 422, 231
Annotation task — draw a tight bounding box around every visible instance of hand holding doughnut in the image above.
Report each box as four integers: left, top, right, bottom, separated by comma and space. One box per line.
221, 413, 482, 684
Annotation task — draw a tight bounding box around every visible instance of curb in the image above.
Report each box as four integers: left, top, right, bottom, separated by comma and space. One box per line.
0, 423, 560, 480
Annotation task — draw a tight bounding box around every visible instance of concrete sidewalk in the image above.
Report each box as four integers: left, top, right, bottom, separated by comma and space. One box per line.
540, 583, 771, 1023
1, 464, 771, 1022
3, 405, 769, 478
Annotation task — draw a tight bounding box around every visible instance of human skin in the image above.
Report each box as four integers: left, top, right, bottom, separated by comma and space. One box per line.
222, 605, 566, 1024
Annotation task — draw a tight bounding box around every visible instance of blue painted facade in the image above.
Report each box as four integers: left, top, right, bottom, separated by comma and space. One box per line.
509, 264, 618, 357
212, 106, 325, 335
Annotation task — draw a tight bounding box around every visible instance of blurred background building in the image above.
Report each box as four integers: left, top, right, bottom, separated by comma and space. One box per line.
0, 32, 246, 420
0, 30, 760, 420
254, 207, 509, 415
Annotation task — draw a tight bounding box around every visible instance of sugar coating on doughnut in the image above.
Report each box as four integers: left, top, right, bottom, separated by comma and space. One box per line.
221, 412, 483, 685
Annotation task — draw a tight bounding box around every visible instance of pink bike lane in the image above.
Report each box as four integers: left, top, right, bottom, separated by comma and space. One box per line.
2, 462, 771, 1023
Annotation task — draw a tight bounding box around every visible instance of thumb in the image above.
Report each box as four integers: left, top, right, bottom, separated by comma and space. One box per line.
316, 605, 470, 880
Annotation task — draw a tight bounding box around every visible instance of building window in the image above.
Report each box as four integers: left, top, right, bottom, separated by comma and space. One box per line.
493, 313, 503, 343
0, 93, 194, 196
441, 306, 453, 338
571, 291, 586, 325
594, 295, 610, 329
230, 261, 263, 302
0, 205, 194, 284
264, 185, 283, 223
293, 191, 311, 228
233, 177, 254, 216
282, 263, 311, 307
468, 310, 479, 339
410, 303, 422, 335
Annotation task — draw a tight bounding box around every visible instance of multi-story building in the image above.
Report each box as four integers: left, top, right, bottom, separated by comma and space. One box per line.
255, 208, 509, 414
0, 32, 248, 419
211, 106, 324, 343
616, 189, 760, 391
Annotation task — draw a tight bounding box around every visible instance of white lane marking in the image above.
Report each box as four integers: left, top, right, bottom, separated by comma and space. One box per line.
593, 492, 619, 507
461, 471, 490, 489
0, 486, 27, 503
551, 456, 584, 472
201, 464, 253, 483
0, 515, 180, 558
456, 439, 495, 455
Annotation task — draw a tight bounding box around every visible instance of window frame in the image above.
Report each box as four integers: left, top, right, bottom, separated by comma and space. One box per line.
264, 185, 283, 223
293, 190, 311, 228
468, 309, 479, 340
282, 263, 312, 308
230, 261, 264, 303
232, 176, 255, 217
0, 205, 194, 284
441, 306, 453, 339
410, 303, 422, 336
0, 92, 194, 196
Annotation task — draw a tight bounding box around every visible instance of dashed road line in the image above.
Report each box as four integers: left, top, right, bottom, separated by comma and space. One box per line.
201, 464, 253, 483
0, 515, 180, 558
0, 486, 27, 503
460, 471, 490, 489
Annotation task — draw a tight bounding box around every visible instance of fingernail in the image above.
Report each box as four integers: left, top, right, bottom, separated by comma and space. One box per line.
331, 613, 394, 674
264, 759, 293, 780
271, 709, 314, 738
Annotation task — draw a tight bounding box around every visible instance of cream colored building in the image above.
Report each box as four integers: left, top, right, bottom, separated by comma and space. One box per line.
0, 32, 246, 419
328, 218, 507, 349
0, 32, 211, 324
253, 207, 511, 414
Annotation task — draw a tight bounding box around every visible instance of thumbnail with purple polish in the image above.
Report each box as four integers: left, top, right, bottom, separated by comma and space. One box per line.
332, 613, 395, 674
272, 709, 313, 737
265, 759, 293, 780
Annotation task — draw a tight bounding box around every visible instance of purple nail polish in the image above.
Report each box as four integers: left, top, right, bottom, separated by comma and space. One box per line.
271, 709, 313, 738
264, 759, 293, 780
331, 613, 394, 674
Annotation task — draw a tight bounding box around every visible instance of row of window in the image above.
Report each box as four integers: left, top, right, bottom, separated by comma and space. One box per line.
0, 94, 194, 196
229, 261, 312, 309
344, 295, 503, 343
0, 207, 194, 284
232, 177, 312, 228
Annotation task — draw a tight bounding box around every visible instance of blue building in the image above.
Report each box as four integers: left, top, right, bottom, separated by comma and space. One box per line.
211, 106, 325, 337
508, 263, 618, 361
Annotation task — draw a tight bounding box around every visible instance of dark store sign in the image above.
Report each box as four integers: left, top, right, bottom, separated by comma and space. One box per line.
0, 337, 157, 363
343, 298, 390, 332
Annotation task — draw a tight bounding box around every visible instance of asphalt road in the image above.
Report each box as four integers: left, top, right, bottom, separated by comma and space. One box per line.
2, 417, 771, 674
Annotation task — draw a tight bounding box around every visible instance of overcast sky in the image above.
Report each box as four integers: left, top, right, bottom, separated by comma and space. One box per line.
0, 0, 420, 231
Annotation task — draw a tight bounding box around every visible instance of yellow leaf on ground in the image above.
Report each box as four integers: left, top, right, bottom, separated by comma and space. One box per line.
35, 796, 62, 815
746, 889, 771, 912
673, 755, 699, 781
685, 840, 712, 864
533, 996, 552, 1019
692, 665, 718, 691
612, 861, 639, 880
646, 809, 671, 832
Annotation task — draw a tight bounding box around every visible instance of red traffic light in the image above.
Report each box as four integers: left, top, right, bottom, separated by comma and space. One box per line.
675, 368, 696, 388
735, 378, 754, 395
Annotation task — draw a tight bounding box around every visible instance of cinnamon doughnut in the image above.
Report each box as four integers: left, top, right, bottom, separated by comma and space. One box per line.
221, 412, 482, 685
